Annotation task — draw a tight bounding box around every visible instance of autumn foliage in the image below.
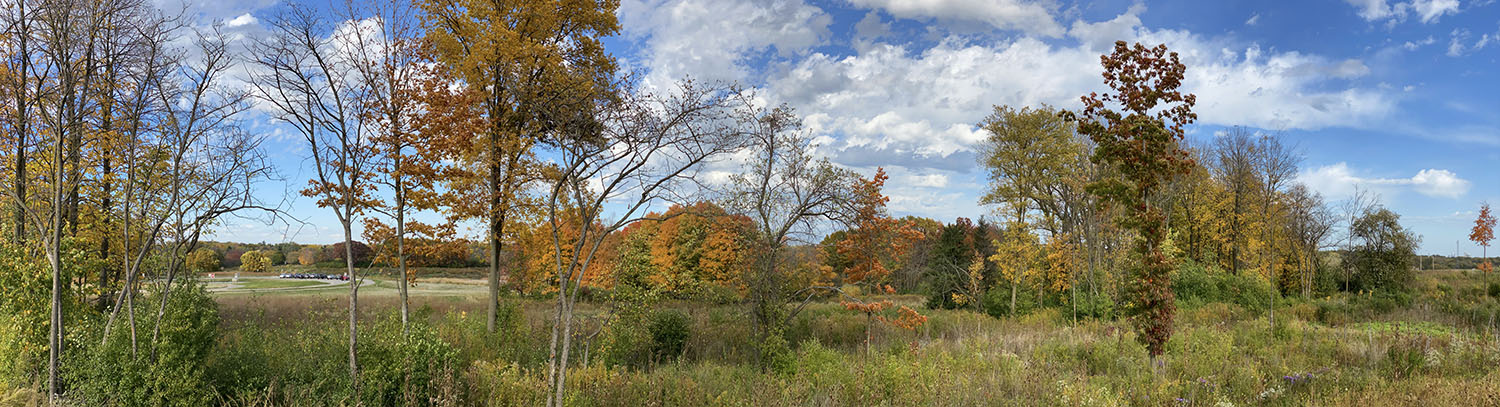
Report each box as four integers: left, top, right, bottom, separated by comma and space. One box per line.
1069, 41, 1197, 359
1472, 203, 1495, 273
833, 168, 928, 338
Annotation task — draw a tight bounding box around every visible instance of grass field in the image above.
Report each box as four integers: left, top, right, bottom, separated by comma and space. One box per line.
159, 268, 1500, 406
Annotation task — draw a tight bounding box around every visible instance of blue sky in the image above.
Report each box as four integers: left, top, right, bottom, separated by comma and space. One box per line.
195, 0, 1498, 256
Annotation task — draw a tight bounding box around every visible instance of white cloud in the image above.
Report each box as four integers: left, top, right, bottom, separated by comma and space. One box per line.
1448, 28, 1470, 56
1068, 3, 1146, 52
1403, 35, 1436, 50
1411, 0, 1460, 23
1298, 162, 1472, 199
1130, 28, 1393, 130
226, 13, 258, 28
854, 12, 891, 41
847, 0, 1064, 36
1346, 0, 1461, 24
1346, 0, 1396, 20
750, 4, 1396, 173
1245, 13, 1261, 26
619, 0, 832, 88
768, 37, 1099, 165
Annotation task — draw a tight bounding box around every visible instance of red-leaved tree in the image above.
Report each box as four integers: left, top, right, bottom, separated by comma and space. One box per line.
1471, 202, 1495, 273
1067, 41, 1197, 362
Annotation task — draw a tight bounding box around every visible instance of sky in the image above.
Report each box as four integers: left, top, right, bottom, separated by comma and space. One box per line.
188, 0, 1499, 256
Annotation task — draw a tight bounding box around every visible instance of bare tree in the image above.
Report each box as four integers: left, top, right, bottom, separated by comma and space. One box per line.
1286, 184, 1335, 299
340, 0, 420, 336
1209, 126, 1258, 275
1253, 132, 1300, 327
720, 103, 853, 370
1338, 187, 1379, 292
146, 25, 272, 362
251, 5, 377, 398
541, 80, 753, 406
98, 8, 184, 356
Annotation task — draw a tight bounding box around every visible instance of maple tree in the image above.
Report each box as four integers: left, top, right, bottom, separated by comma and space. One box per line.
1067, 41, 1198, 361
418, 0, 620, 336
831, 168, 926, 352
1471, 202, 1495, 273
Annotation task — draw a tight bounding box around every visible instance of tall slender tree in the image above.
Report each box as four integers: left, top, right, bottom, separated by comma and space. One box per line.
251, 6, 379, 397
1067, 41, 1198, 363
419, 0, 620, 334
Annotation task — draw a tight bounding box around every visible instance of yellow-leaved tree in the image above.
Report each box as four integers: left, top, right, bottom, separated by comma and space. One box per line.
418, 0, 620, 335
991, 216, 1040, 317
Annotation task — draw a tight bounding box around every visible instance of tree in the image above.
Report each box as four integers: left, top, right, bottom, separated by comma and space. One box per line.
250, 5, 379, 395
1470, 202, 1495, 273
1285, 185, 1335, 298
1066, 41, 1198, 361
298, 247, 320, 266
186, 249, 221, 274
419, 0, 620, 335
1253, 132, 1299, 327
1208, 127, 1259, 275
240, 250, 271, 273
541, 80, 753, 405
990, 220, 1040, 316
1347, 207, 1419, 292
343, 0, 425, 337
721, 103, 853, 371
323, 241, 374, 266
831, 168, 926, 353
977, 105, 1089, 235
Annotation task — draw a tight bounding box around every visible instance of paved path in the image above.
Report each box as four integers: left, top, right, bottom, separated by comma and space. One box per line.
207, 275, 373, 294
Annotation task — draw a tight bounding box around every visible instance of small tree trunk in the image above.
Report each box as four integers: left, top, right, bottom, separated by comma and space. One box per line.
1009, 280, 1018, 316
396, 174, 409, 337
345, 224, 360, 401
865, 311, 873, 356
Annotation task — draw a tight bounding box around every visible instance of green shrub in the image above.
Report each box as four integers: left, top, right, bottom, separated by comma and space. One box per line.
1360, 289, 1413, 313
1067, 290, 1115, 320
980, 286, 1038, 318
648, 310, 690, 362
209, 313, 458, 406
1488, 282, 1500, 298
69, 280, 220, 406
1172, 261, 1274, 310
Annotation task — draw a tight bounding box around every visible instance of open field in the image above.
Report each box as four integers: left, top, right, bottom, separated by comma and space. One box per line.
142, 268, 1499, 406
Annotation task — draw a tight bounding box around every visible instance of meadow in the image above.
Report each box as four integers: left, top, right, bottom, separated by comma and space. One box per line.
8, 266, 1497, 406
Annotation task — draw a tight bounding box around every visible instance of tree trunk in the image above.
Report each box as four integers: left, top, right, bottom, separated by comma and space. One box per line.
47, 245, 61, 401
396, 170, 409, 337
1009, 280, 1018, 316
345, 224, 360, 400
487, 154, 501, 333
10, 2, 28, 245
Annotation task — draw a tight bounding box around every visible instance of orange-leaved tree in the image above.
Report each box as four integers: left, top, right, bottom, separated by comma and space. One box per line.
1066, 41, 1198, 363
833, 168, 926, 353
1471, 202, 1495, 273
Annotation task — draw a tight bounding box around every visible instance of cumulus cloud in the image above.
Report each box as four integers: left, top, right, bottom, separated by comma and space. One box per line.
1345, 0, 1461, 24
1404, 35, 1436, 50
225, 13, 258, 28
768, 36, 1099, 169
752, 3, 1395, 173
846, 0, 1064, 36
618, 0, 831, 88
1298, 162, 1472, 199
